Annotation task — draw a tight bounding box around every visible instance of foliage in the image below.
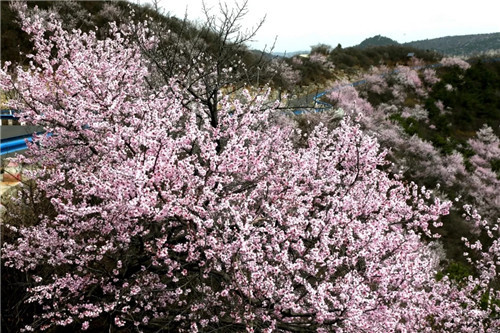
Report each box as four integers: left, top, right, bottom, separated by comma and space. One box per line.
267, 58, 301, 97
404, 32, 500, 57
356, 35, 399, 49
329, 45, 439, 70
436, 261, 474, 284
287, 55, 334, 87
426, 60, 500, 138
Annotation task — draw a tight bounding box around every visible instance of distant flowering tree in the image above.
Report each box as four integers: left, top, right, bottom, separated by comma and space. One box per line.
364, 73, 388, 94
422, 67, 440, 85
395, 65, 422, 88
309, 52, 327, 64
269, 58, 301, 95
440, 56, 471, 71
1, 4, 499, 333
401, 104, 428, 120
291, 56, 303, 66
465, 125, 500, 219
469, 124, 500, 161
435, 99, 446, 113
308, 52, 335, 70
393, 65, 428, 97
328, 83, 374, 115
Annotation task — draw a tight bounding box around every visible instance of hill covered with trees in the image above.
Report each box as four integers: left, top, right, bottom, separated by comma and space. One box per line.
324, 55, 500, 263
355, 33, 500, 57
405, 32, 500, 56
356, 34, 399, 48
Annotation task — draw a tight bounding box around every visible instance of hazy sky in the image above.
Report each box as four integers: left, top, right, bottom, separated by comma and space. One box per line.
147, 0, 500, 52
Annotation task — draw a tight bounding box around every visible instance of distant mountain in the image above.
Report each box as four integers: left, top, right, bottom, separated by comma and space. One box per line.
271, 50, 309, 58
403, 33, 500, 56
356, 35, 399, 49
353, 33, 500, 57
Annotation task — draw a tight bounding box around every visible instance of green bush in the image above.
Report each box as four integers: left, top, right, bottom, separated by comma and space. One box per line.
436, 261, 473, 284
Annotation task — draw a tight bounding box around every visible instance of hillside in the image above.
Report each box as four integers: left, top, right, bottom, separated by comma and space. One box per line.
1, 1, 266, 68
355, 33, 500, 57
404, 32, 500, 56
1, 1, 130, 64
356, 34, 399, 48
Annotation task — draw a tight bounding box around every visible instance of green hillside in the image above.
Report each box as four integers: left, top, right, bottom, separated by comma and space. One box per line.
354, 33, 500, 57
356, 34, 399, 48
404, 33, 500, 56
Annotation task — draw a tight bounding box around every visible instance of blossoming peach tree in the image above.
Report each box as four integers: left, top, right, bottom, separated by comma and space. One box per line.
1, 4, 499, 332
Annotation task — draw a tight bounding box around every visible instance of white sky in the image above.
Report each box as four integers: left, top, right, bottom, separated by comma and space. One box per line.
144, 0, 500, 53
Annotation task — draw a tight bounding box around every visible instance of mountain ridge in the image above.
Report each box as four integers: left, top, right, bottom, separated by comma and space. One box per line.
403, 32, 500, 56
352, 32, 500, 56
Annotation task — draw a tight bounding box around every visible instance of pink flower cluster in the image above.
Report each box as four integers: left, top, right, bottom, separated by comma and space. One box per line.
440, 57, 471, 70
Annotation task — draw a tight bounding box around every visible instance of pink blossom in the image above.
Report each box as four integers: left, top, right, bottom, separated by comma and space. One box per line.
423, 68, 440, 85
435, 100, 445, 113
440, 57, 471, 70
365, 74, 388, 94
309, 52, 327, 64
328, 83, 374, 115
114, 317, 125, 327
